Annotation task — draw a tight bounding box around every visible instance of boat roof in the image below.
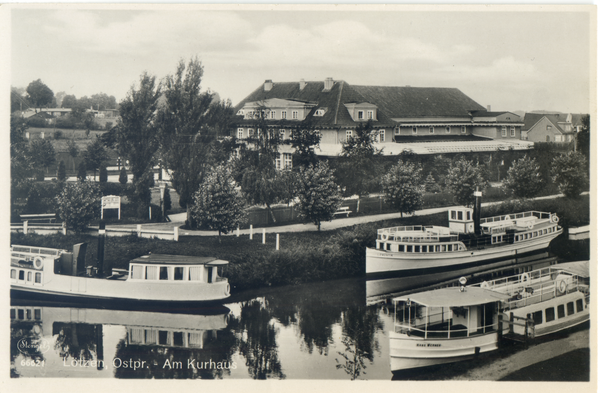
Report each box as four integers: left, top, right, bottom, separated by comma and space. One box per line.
552, 260, 589, 278
393, 287, 511, 307
130, 254, 229, 266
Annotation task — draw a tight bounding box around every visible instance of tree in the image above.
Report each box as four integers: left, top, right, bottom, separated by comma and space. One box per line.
56, 181, 102, 234
163, 184, 172, 214
290, 122, 321, 168
336, 120, 383, 197
576, 114, 590, 162
551, 151, 589, 199
113, 72, 162, 216
381, 160, 424, 217
57, 160, 67, 182
26, 79, 54, 110
158, 58, 230, 222
55, 91, 66, 108
10, 114, 34, 205
99, 162, 108, 183
423, 172, 441, 193
83, 136, 109, 181
30, 138, 56, 174
66, 139, 79, 171
119, 167, 128, 184
445, 157, 489, 207
11, 87, 30, 113
502, 155, 544, 199
77, 161, 87, 181
190, 164, 247, 239
295, 161, 343, 231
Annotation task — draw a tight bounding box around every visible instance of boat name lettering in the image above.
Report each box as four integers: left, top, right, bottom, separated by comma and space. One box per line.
416, 343, 441, 347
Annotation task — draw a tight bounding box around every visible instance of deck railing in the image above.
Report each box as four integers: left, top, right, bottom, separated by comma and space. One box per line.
480, 211, 551, 224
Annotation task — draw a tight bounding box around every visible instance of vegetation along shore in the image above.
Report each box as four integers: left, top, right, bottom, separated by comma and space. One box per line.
11, 195, 589, 292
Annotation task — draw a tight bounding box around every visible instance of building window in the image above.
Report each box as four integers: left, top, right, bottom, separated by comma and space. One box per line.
281, 111, 287, 119
292, 111, 299, 119
501, 127, 507, 137
283, 153, 293, 170
257, 128, 262, 138
357, 110, 364, 120
367, 110, 374, 119
461, 126, 467, 134
510, 127, 515, 137
412, 127, 418, 135
237, 128, 244, 139
445, 126, 451, 134
379, 129, 385, 142
315, 109, 325, 117
555, 135, 562, 142
280, 129, 286, 139
236, 110, 244, 116
546, 125, 552, 130
248, 128, 255, 138
346, 130, 353, 142
275, 155, 281, 170
270, 111, 276, 119
429, 127, 435, 134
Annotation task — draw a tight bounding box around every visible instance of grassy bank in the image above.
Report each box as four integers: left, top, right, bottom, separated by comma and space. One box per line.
10, 195, 589, 292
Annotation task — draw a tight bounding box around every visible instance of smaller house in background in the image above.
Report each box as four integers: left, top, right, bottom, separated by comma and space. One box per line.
521, 113, 584, 143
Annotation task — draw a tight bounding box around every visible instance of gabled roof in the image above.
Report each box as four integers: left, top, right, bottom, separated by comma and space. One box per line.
522, 113, 571, 133
234, 80, 486, 128
471, 111, 520, 118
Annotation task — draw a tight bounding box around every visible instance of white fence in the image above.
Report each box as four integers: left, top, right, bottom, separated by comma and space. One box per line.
11, 222, 180, 241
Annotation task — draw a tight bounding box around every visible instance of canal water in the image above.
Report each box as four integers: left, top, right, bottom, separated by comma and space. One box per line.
10, 246, 589, 380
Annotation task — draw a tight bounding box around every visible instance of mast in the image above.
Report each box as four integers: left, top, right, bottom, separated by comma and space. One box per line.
474, 187, 482, 235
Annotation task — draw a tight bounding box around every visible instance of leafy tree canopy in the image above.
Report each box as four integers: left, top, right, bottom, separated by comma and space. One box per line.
381, 160, 424, 216
445, 157, 489, 207
56, 181, 102, 234
551, 151, 589, 199
26, 79, 54, 109
502, 155, 544, 199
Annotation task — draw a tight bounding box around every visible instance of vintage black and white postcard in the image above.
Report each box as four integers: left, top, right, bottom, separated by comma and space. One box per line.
3, 3, 596, 391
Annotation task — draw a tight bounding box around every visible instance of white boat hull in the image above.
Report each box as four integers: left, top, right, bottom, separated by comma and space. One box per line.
367, 231, 561, 274
389, 330, 499, 371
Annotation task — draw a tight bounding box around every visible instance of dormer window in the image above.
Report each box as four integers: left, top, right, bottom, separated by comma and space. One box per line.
237, 110, 244, 116
461, 126, 467, 134
412, 127, 418, 135
445, 127, 451, 134
270, 111, 276, 119
358, 111, 364, 120
282, 111, 287, 119
292, 111, 299, 119
314, 109, 325, 117
430, 127, 435, 134
367, 110, 374, 120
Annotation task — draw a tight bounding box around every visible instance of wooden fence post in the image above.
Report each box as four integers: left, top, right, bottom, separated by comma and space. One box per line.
173, 226, 179, 241
262, 228, 266, 244
276, 234, 279, 250
137, 224, 142, 237
62, 222, 67, 235
23, 220, 28, 235
250, 225, 253, 240
237, 226, 240, 237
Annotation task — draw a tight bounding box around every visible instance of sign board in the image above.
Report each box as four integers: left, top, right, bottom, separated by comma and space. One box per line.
101, 195, 121, 219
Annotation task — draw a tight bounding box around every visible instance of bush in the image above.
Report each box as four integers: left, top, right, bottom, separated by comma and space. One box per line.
56, 181, 102, 233
53, 130, 63, 140
57, 160, 66, 182
99, 163, 108, 183
99, 182, 127, 196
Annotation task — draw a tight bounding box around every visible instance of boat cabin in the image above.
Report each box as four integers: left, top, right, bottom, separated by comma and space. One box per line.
393, 287, 510, 339
127, 254, 228, 284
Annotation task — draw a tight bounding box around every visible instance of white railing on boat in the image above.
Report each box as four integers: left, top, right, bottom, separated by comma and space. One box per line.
377, 225, 459, 242
11, 245, 64, 257
480, 211, 553, 225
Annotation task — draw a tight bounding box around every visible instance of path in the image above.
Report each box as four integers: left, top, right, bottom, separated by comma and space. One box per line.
103, 192, 579, 236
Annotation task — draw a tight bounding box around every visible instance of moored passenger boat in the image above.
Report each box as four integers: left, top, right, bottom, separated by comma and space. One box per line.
389, 262, 590, 372
10, 244, 231, 304
366, 207, 563, 275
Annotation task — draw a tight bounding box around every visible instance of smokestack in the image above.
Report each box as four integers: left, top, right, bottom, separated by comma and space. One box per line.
474, 187, 482, 235
97, 220, 105, 277
264, 79, 273, 91
324, 77, 334, 91
299, 79, 307, 90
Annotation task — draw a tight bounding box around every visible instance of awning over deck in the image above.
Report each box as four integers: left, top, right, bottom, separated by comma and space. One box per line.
552, 260, 589, 278
393, 287, 511, 307
130, 254, 228, 266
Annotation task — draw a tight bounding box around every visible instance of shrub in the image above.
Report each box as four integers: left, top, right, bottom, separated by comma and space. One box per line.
57, 160, 66, 182
56, 181, 102, 233
119, 167, 128, 184
99, 163, 108, 183
53, 130, 63, 140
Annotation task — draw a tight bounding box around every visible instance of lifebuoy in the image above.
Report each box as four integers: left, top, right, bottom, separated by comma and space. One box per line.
521, 273, 530, 283
381, 233, 389, 241
557, 279, 568, 294
481, 281, 490, 288
551, 215, 559, 223
527, 223, 534, 230
33, 257, 43, 270
505, 215, 511, 221
225, 283, 231, 296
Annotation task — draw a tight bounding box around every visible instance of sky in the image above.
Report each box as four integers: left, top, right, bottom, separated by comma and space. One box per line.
8, 5, 595, 113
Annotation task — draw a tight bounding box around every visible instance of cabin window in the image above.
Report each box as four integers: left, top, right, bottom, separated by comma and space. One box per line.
451, 211, 456, 220
158, 331, 169, 345
386, 243, 391, 251
189, 267, 203, 281
414, 245, 421, 252
532, 311, 543, 325
173, 332, 184, 347
398, 245, 405, 252
406, 245, 413, 252
422, 246, 427, 253
18, 309, 24, 320
544, 229, 548, 234
174, 267, 184, 280
145, 266, 158, 280
131, 265, 144, 279
441, 245, 447, 252
458, 211, 463, 220
19, 270, 24, 280
10, 269, 16, 279
557, 305, 565, 319
567, 302, 575, 315
159, 266, 169, 280
10, 309, 15, 319
545, 307, 555, 322
466, 211, 471, 220
26, 309, 32, 320
576, 299, 584, 312
35, 272, 41, 283
34, 309, 41, 320
27, 271, 32, 282
429, 245, 434, 252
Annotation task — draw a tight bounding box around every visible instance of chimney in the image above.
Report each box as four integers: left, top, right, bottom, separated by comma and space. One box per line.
487, 105, 491, 112
299, 79, 307, 91
324, 77, 334, 91
264, 79, 273, 91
